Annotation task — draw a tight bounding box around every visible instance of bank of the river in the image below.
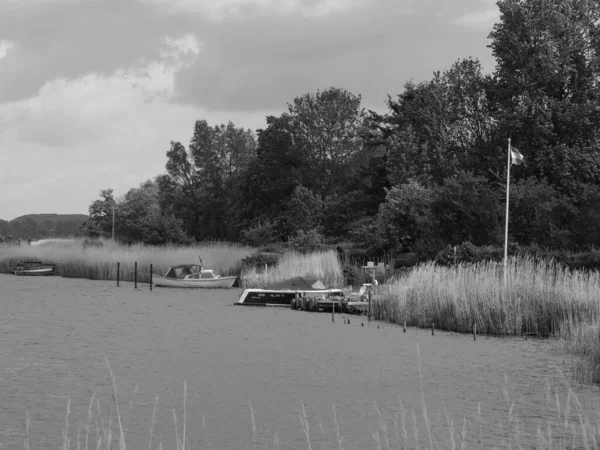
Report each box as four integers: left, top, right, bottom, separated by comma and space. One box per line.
0, 274, 598, 449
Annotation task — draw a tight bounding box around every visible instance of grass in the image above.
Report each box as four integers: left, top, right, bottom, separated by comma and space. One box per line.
240, 249, 345, 288
372, 256, 600, 338
14, 352, 600, 450
0, 238, 255, 282
368, 255, 600, 383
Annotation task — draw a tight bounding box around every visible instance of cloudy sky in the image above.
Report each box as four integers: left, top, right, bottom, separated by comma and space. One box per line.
0, 0, 500, 220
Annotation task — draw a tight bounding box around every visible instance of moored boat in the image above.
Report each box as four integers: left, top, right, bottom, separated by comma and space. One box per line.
153, 264, 238, 288
236, 277, 345, 307
13, 261, 57, 276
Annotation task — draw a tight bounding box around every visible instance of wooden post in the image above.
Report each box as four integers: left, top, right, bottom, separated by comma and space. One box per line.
431, 322, 435, 336
331, 295, 335, 323
403, 320, 406, 333
473, 322, 477, 341
150, 264, 153, 291
134, 261, 138, 289
368, 288, 372, 322
117, 262, 120, 287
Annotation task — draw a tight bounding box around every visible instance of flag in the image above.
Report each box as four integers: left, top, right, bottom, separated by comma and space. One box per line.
511, 146, 524, 165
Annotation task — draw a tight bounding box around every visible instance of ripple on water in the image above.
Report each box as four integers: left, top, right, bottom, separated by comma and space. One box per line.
0, 274, 597, 449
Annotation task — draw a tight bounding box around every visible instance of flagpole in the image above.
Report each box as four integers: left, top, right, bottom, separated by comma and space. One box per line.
503, 138, 511, 286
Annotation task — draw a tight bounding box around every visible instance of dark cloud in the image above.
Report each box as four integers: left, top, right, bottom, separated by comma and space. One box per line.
0, 0, 496, 111
171, 0, 496, 112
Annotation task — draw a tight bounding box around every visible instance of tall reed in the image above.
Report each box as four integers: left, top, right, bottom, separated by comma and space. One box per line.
0, 238, 255, 282
372, 256, 600, 338
240, 250, 345, 288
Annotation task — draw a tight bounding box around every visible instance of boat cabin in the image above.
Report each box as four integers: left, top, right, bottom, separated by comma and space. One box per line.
183, 270, 220, 280
163, 264, 202, 279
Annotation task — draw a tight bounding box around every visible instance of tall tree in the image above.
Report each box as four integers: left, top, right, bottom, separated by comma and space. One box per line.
161, 121, 256, 241
80, 189, 115, 238
489, 0, 600, 194
286, 87, 366, 197
117, 180, 190, 245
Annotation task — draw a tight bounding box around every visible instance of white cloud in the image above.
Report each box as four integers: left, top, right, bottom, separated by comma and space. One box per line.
0, 33, 273, 219
0, 40, 14, 59
453, 7, 500, 30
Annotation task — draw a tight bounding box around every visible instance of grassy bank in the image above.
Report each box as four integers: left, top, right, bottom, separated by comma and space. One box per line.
0, 238, 254, 282
240, 249, 345, 288
372, 256, 600, 338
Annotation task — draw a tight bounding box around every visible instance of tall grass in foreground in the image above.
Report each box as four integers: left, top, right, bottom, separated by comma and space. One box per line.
17, 356, 600, 450
372, 256, 600, 339
240, 250, 345, 288
0, 238, 255, 282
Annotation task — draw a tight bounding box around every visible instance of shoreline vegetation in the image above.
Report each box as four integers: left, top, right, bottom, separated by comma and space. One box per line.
2, 238, 600, 383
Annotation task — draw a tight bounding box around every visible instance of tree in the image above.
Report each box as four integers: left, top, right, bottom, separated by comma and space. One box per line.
80, 189, 115, 238
238, 115, 304, 236
488, 0, 600, 194
372, 59, 497, 188
117, 180, 190, 245
286, 87, 366, 197
161, 121, 256, 241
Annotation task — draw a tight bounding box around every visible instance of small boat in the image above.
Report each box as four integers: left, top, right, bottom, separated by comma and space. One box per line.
153, 264, 238, 289
13, 261, 57, 276
236, 277, 345, 307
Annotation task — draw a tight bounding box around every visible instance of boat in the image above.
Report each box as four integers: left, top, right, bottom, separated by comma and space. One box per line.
13, 261, 57, 276
236, 276, 345, 307
153, 264, 238, 288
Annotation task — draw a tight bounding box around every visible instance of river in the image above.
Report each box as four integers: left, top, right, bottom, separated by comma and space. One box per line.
0, 274, 598, 449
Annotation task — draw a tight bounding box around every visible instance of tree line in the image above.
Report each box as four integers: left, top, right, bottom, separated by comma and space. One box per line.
82, 0, 600, 263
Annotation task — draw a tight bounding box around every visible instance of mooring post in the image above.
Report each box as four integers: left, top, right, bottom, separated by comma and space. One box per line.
432, 322, 435, 336
150, 263, 153, 291
331, 295, 335, 323
473, 322, 477, 341
134, 261, 138, 289
116, 262, 120, 287
368, 288, 372, 322
403, 320, 406, 333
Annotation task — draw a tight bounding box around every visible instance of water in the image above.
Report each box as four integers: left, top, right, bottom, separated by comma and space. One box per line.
0, 274, 598, 449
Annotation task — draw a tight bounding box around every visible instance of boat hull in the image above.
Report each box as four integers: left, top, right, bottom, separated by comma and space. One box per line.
236, 288, 345, 306
153, 275, 237, 289
13, 267, 56, 276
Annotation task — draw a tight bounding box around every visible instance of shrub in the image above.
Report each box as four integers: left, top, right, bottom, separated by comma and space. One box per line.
240, 219, 280, 247
288, 228, 325, 252
240, 252, 282, 270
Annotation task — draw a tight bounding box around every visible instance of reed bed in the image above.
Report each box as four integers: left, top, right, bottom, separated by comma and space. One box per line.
0, 238, 255, 282
372, 256, 600, 338
240, 249, 345, 288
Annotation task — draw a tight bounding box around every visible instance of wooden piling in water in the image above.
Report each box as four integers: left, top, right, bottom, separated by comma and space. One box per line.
116, 262, 120, 287
473, 322, 477, 341
431, 322, 435, 336
403, 320, 406, 333
368, 289, 372, 322
331, 297, 335, 323
134, 261, 137, 289
150, 264, 153, 291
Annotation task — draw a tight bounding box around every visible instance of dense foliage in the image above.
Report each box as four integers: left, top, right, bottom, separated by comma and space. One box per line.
82, 0, 600, 261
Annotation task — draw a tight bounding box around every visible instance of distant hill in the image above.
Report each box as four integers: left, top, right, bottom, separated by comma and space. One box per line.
0, 214, 88, 239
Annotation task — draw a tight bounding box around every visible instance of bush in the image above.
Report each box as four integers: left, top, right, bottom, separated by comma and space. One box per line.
288, 228, 325, 253
435, 242, 504, 265
240, 219, 280, 247
240, 252, 282, 270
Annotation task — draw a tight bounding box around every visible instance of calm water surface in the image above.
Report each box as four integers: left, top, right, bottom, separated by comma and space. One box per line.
0, 274, 599, 449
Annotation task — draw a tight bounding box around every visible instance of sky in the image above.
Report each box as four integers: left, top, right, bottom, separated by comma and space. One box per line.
0, 0, 500, 221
